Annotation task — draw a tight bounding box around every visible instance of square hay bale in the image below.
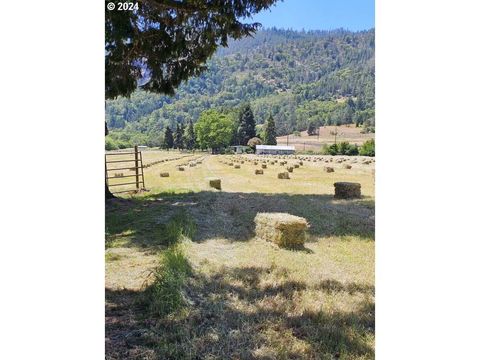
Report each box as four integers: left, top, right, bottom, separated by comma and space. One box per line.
207, 177, 221, 190
324, 166, 334, 173
343, 164, 352, 169
294, 164, 300, 168
160, 172, 170, 177
287, 166, 294, 173
298, 161, 303, 166
334, 182, 361, 199
277, 172, 290, 179
254, 212, 308, 248
255, 169, 264, 175
228, 163, 234, 166
234, 164, 241, 169
178, 166, 185, 171
261, 164, 267, 169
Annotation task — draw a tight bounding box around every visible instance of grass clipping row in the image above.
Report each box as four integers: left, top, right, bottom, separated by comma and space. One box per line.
254, 212, 308, 248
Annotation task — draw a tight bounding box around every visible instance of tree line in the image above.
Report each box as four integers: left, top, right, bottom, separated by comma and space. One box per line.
106, 103, 277, 153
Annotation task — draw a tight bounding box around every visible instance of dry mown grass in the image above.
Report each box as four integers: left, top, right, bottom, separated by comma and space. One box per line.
106, 152, 375, 359
276, 125, 374, 151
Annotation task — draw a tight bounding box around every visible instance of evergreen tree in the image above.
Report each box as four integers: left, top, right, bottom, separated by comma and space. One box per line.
105, 0, 278, 99
163, 126, 174, 150
264, 114, 277, 145
307, 122, 316, 136
346, 97, 356, 109
184, 119, 196, 150
174, 123, 184, 149
236, 103, 256, 145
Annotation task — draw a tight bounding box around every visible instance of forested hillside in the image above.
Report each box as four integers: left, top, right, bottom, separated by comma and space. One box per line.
106, 28, 375, 147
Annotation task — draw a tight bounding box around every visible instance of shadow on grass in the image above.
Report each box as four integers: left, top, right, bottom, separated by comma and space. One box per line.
106, 190, 374, 251
106, 264, 374, 360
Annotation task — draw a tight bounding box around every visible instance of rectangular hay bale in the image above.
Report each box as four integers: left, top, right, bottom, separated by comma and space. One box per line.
254, 212, 308, 248
334, 182, 361, 199
207, 177, 221, 190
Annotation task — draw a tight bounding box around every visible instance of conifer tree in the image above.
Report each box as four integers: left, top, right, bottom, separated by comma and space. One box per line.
264, 114, 277, 145
163, 126, 174, 150
174, 123, 184, 149
237, 103, 256, 145
184, 119, 196, 150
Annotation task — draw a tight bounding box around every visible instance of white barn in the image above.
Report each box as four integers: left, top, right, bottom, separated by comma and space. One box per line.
255, 145, 295, 155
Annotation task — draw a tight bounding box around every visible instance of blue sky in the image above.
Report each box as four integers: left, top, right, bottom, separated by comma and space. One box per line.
249, 0, 374, 31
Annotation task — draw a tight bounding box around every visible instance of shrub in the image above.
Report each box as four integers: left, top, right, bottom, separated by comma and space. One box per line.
105, 137, 118, 151
247, 137, 263, 150
338, 141, 359, 155
346, 144, 359, 156
359, 139, 375, 156
117, 141, 130, 149
338, 142, 349, 155
307, 122, 317, 136
327, 143, 338, 155
321, 142, 359, 156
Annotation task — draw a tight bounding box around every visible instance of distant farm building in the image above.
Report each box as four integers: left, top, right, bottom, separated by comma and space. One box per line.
256, 145, 295, 155
230, 145, 250, 154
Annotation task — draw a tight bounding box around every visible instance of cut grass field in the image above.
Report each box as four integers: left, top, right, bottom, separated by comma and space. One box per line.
106, 151, 375, 359
276, 125, 375, 151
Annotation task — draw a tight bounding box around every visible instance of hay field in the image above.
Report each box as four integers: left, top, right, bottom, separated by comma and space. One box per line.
276, 125, 374, 151
140, 153, 374, 196
106, 151, 375, 359
105, 150, 198, 193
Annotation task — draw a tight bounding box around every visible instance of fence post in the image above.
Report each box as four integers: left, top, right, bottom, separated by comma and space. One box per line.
134, 145, 140, 190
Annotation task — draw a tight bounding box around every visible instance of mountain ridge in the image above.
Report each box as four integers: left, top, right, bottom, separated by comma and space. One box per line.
106, 28, 375, 147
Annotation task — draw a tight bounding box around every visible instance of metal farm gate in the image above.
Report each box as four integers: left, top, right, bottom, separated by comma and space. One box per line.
105, 145, 146, 194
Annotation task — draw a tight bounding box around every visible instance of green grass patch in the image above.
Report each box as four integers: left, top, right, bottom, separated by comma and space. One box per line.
160, 210, 197, 245
142, 244, 192, 317
139, 211, 196, 317
105, 252, 122, 262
